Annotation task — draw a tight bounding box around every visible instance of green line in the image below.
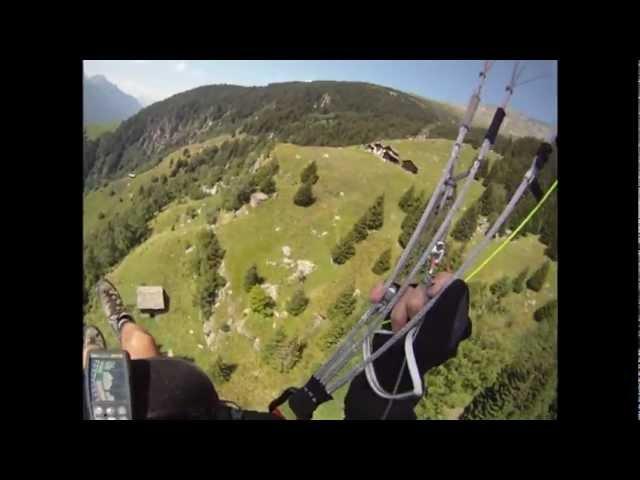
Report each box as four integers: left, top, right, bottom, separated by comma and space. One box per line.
464, 180, 558, 282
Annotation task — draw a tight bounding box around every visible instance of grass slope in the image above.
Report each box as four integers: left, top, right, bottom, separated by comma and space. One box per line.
85, 122, 120, 140
83, 137, 555, 418
83, 134, 234, 240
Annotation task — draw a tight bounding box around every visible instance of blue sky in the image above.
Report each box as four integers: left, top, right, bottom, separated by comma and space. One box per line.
83, 60, 557, 124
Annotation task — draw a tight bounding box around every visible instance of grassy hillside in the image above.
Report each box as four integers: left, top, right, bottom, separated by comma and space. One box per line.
83, 137, 555, 418
83, 134, 234, 240
82, 81, 458, 189
85, 122, 120, 140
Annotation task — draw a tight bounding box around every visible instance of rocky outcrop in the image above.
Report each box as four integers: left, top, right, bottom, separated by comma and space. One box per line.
250, 192, 269, 208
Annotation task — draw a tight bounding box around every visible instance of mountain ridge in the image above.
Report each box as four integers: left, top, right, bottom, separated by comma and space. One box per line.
83, 74, 143, 125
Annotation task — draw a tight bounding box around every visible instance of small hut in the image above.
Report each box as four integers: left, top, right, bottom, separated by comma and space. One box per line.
401, 160, 419, 174
137, 286, 166, 314
385, 145, 400, 157
382, 151, 400, 164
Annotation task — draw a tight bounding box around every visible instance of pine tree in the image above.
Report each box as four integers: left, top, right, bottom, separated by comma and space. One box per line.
210, 356, 236, 384
259, 176, 276, 195
409, 190, 427, 213
512, 267, 529, 293
300, 161, 319, 185
263, 327, 287, 366
205, 206, 219, 225
544, 233, 558, 261
490, 276, 512, 299
452, 202, 480, 242
286, 288, 310, 317
479, 183, 506, 217
398, 191, 428, 247
539, 209, 557, 261
526, 261, 550, 292
249, 285, 275, 316
263, 328, 305, 373
331, 237, 356, 265
293, 181, 315, 207
282, 337, 306, 372
194, 229, 227, 318
327, 283, 357, 321
398, 208, 420, 247
244, 264, 264, 292
534, 299, 557, 322
366, 194, 384, 230
372, 248, 391, 275
398, 185, 416, 213
444, 241, 465, 271
322, 321, 348, 351
475, 158, 490, 180
350, 214, 369, 243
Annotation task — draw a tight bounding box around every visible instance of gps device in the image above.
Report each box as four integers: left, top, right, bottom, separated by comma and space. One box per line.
84, 350, 133, 420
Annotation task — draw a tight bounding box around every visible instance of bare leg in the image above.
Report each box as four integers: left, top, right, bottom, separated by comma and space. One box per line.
120, 321, 160, 360
96, 278, 160, 360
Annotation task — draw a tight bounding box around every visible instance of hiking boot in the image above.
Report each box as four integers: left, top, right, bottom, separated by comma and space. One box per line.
83, 325, 106, 369
84, 325, 106, 351
96, 278, 134, 338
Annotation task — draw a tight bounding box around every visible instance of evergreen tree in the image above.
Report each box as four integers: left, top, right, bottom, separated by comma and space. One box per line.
539, 208, 557, 261
490, 276, 512, 299
409, 190, 427, 214
244, 264, 264, 292
451, 202, 480, 242
194, 229, 227, 318
205, 206, 219, 225
544, 232, 558, 261
366, 194, 384, 230
476, 157, 490, 180
350, 214, 369, 243
263, 328, 305, 373
512, 267, 529, 293
300, 161, 319, 184
534, 299, 557, 323
398, 191, 428, 247
263, 327, 287, 366
526, 261, 550, 292
210, 356, 237, 384
322, 321, 348, 351
372, 248, 391, 275
398, 185, 416, 213
282, 337, 306, 372
286, 288, 310, 317
293, 181, 315, 207
327, 283, 357, 321
249, 285, 275, 316
479, 182, 507, 217
443, 241, 465, 271
331, 236, 356, 264
259, 176, 276, 195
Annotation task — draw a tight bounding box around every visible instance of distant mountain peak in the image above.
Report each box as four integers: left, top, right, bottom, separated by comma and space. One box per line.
89, 74, 109, 83
83, 74, 142, 125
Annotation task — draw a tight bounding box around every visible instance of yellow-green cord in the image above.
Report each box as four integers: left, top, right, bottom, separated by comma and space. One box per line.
464, 180, 558, 282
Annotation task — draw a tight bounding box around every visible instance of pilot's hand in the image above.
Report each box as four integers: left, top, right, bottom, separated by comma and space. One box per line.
369, 272, 454, 332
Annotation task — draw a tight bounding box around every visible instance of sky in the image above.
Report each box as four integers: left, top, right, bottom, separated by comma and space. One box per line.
83, 60, 557, 124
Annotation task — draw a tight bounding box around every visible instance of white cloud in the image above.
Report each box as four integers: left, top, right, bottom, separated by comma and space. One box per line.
118, 79, 164, 103
174, 61, 188, 72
